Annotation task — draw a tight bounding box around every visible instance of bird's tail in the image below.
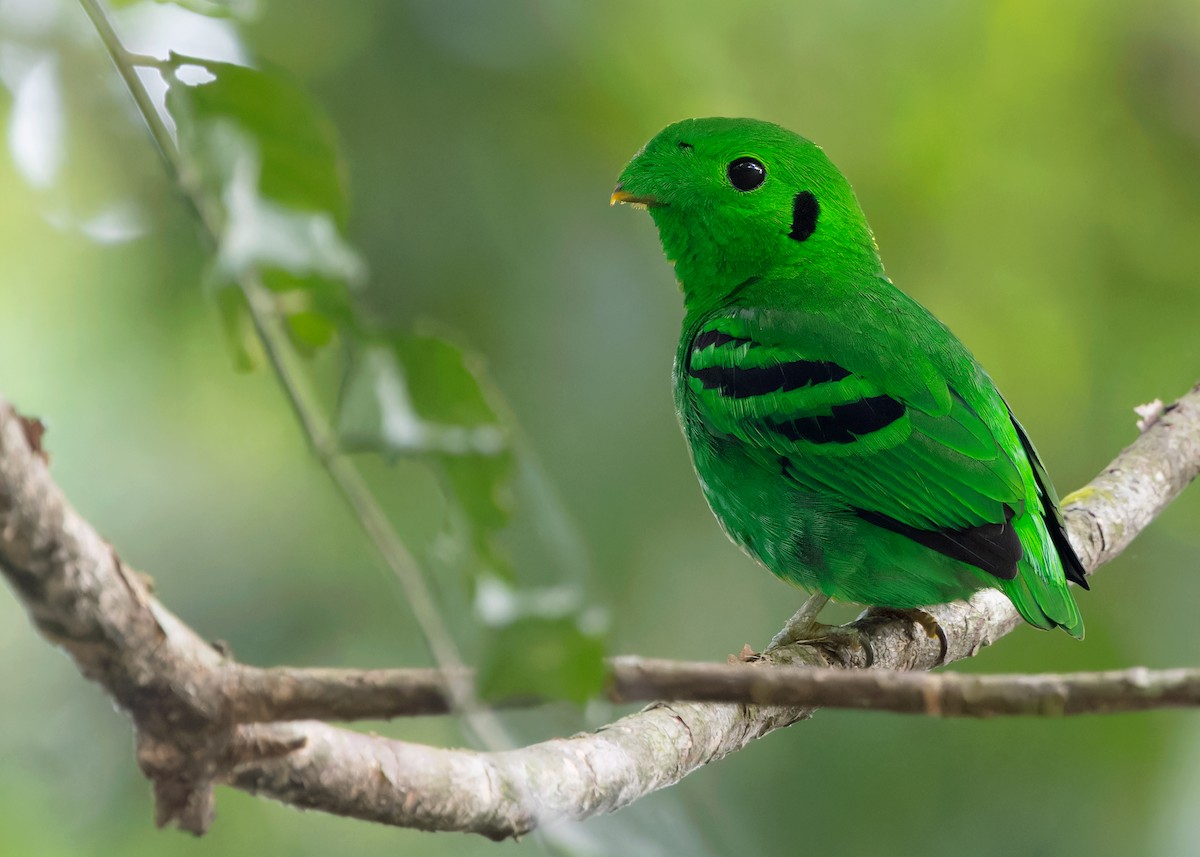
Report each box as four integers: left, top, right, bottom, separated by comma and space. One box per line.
998, 511, 1084, 639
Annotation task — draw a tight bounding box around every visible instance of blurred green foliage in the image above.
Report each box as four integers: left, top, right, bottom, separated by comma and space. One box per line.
2, 1, 1200, 856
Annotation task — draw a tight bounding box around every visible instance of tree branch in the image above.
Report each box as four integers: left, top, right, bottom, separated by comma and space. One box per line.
607, 658, 1200, 716
191, 657, 1200, 724
1, 385, 1199, 838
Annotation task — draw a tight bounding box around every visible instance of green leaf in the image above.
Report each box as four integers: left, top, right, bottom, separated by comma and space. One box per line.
337, 337, 508, 456
337, 335, 514, 578
165, 58, 361, 361
477, 615, 607, 705
389, 335, 507, 428
166, 58, 348, 223
284, 310, 336, 354
437, 454, 513, 566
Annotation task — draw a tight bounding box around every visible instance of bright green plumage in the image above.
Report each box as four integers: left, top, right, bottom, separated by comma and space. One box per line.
614, 117, 1087, 637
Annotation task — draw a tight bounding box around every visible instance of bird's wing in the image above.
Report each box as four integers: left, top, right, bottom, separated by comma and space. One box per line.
683, 307, 1037, 581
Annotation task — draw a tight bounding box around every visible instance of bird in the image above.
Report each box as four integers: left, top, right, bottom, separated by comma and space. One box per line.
611, 117, 1087, 641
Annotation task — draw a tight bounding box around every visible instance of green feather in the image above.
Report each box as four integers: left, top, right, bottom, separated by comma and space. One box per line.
615, 117, 1085, 638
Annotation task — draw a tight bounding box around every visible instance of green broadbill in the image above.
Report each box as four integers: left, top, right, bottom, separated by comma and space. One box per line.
613, 117, 1087, 638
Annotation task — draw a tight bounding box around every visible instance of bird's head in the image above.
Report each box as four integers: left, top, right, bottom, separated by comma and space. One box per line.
612, 117, 880, 308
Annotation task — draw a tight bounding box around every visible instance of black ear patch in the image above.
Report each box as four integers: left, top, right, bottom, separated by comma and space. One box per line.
789, 191, 819, 242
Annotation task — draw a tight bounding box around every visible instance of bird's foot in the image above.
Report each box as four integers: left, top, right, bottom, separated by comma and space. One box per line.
769, 592, 830, 647
774, 622, 875, 667
768, 594, 873, 666
862, 606, 949, 667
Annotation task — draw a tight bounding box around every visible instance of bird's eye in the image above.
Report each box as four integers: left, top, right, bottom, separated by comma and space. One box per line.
727, 157, 766, 192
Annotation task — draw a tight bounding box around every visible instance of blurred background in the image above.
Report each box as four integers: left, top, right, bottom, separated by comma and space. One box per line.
2, 0, 1200, 855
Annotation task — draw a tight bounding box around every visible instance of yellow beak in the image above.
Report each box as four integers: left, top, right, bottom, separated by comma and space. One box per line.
610, 187, 663, 208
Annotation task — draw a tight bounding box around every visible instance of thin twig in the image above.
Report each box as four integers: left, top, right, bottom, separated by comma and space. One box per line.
607, 658, 1200, 716
216, 657, 1200, 722
75, 0, 508, 750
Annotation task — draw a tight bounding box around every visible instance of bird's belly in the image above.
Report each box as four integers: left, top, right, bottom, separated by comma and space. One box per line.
685, 426, 986, 609
689, 433, 834, 590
